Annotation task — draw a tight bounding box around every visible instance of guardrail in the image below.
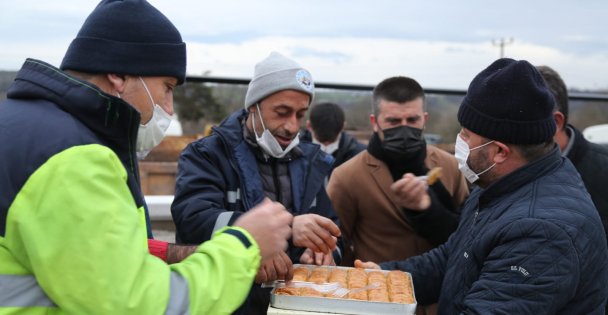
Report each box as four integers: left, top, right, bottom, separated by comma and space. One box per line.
145, 76, 608, 223
145, 195, 174, 220
186, 76, 608, 102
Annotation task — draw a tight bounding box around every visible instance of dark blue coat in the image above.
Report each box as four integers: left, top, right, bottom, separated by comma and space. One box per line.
172, 109, 341, 263
382, 147, 608, 314
567, 125, 608, 241
0, 59, 152, 238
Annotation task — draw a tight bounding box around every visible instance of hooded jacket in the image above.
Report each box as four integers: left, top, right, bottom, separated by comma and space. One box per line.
0, 59, 261, 314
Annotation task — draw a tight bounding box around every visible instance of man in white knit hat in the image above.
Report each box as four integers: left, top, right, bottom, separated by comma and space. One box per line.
172, 52, 343, 314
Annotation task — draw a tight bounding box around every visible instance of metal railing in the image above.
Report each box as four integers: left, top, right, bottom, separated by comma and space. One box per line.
186, 76, 608, 102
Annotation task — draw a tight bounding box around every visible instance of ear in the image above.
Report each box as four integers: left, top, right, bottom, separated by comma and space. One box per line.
370, 114, 378, 133
106, 73, 127, 94
244, 106, 256, 131
492, 141, 510, 164
306, 120, 312, 130
553, 111, 566, 131
249, 103, 259, 114
423, 111, 429, 125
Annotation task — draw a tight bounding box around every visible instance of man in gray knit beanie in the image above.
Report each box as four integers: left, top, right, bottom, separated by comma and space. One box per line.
172, 51, 343, 314
245, 51, 314, 109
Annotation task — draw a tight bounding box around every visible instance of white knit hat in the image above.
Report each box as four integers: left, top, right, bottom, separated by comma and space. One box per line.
244, 52, 314, 108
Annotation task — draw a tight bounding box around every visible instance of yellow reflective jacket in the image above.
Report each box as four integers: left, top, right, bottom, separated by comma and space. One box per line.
0, 59, 260, 314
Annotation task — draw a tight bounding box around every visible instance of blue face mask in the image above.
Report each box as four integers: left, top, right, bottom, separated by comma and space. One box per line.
454, 135, 495, 183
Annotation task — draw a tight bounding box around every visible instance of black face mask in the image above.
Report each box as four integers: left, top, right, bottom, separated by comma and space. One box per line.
380, 125, 426, 161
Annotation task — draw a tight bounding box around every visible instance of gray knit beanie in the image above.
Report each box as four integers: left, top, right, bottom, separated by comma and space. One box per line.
244, 52, 314, 108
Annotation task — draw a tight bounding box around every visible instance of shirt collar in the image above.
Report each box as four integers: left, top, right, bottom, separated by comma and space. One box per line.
479, 145, 563, 207
561, 125, 576, 157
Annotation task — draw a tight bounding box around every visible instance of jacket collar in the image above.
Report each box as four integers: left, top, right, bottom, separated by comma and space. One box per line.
214, 109, 249, 146
565, 124, 590, 165
214, 109, 332, 212
7, 59, 140, 153
479, 145, 563, 207
363, 151, 403, 210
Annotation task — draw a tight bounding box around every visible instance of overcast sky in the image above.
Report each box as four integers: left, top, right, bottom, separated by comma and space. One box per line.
1, 0, 607, 90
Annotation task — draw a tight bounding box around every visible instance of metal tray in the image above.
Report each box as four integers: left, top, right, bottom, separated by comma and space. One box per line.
270, 265, 416, 315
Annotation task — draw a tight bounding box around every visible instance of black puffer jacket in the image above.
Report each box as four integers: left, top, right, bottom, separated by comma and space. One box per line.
567, 125, 608, 241
382, 148, 608, 314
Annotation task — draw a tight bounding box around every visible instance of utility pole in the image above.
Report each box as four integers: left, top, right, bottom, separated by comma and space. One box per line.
492, 37, 514, 58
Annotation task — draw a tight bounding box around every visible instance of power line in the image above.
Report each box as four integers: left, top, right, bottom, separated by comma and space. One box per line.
492, 37, 514, 58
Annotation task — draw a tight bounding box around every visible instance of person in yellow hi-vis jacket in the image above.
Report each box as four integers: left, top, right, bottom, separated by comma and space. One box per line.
0, 0, 293, 314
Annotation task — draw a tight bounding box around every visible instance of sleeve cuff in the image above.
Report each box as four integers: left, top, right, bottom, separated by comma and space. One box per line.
214, 226, 257, 250
148, 239, 168, 262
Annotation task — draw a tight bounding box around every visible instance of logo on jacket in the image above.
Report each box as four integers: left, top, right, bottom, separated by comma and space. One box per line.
510, 265, 529, 277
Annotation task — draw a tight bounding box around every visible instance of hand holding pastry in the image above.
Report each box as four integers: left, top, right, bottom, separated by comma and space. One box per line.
391, 173, 431, 211
391, 167, 443, 211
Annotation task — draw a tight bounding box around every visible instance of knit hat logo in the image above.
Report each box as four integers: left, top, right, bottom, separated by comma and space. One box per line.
296, 70, 313, 92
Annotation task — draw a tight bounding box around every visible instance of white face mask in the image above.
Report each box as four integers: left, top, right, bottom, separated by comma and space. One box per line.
252, 103, 299, 158
136, 77, 172, 159
312, 135, 340, 155
454, 135, 496, 184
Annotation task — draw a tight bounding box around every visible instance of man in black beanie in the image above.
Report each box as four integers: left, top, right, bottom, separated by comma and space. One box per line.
0, 1, 293, 314
357, 58, 608, 314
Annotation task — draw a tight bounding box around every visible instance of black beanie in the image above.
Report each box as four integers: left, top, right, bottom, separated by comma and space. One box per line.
457, 58, 556, 144
60, 0, 186, 84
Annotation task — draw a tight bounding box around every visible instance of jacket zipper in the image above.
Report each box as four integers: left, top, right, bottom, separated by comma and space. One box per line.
216, 130, 251, 209
469, 206, 480, 236
271, 158, 283, 204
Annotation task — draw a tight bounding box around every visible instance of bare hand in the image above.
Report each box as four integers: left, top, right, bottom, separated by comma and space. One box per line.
391, 173, 431, 211
354, 259, 381, 270
233, 198, 293, 261
292, 214, 341, 254
299, 248, 336, 266
255, 251, 294, 284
